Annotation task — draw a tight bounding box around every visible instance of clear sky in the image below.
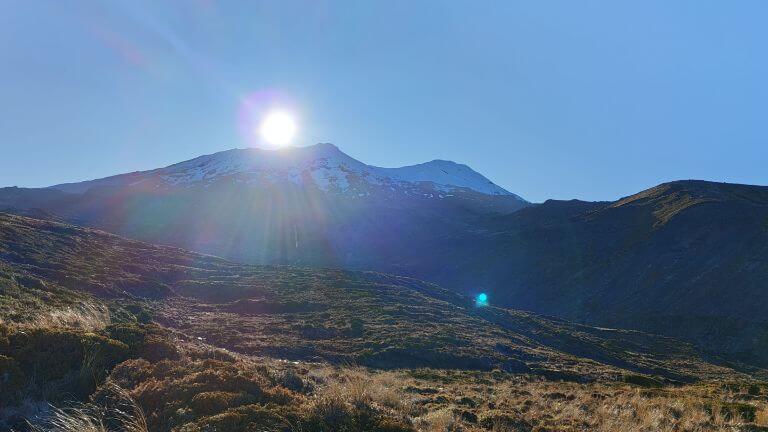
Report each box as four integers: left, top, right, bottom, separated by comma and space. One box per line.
1, 1, 766, 202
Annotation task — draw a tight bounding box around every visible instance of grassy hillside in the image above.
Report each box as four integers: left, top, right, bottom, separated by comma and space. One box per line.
2, 212, 768, 431
4, 179, 768, 370
0, 212, 742, 381
403, 180, 768, 368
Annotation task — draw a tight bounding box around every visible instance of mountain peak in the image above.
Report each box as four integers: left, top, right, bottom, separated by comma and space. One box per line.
613, 179, 768, 209
50, 143, 525, 201
308, 142, 341, 152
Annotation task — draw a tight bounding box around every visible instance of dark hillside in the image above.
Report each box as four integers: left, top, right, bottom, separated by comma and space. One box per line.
413, 181, 768, 367
0, 212, 744, 381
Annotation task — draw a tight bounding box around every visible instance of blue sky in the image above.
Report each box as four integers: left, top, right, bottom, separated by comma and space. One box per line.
0, 1, 766, 202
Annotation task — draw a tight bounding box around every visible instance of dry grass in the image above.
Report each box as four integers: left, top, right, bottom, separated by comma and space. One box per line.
7, 332, 768, 432
5, 303, 114, 333
28, 303, 111, 331
28, 406, 109, 432
27, 382, 147, 432
304, 367, 768, 432
414, 409, 458, 432
757, 405, 768, 425
308, 367, 414, 426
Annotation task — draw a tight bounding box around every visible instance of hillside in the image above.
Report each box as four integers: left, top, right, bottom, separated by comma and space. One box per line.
0, 212, 744, 382
2, 148, 768, 369
405, 180, 768, 367
4, 215, 768, 431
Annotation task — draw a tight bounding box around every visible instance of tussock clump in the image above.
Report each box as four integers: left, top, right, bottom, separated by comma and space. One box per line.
30, 303, 111, 332
6, 327, 129, 400
297, 369, 415, 432
414, 409, 458, 432
28, 383, 148, 432
0, 317, 182, 430
105, 323, 181, 363
108, 358, 283, 431
95, 359, 417, 432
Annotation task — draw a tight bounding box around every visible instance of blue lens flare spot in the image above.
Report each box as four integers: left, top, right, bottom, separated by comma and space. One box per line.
476, 293, 489, 307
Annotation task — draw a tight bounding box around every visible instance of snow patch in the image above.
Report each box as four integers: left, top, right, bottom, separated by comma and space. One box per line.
50, 143, 526, 201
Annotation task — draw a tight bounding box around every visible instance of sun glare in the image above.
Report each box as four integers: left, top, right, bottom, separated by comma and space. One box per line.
259, 110, 297, 147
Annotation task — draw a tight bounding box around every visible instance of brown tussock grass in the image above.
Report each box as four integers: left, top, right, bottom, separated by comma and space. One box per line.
314, 367, 768, 432
27, 382, 147, 432
29, 303, 111, 331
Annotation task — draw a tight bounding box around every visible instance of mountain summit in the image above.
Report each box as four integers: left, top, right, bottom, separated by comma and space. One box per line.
0, 143, 528, 268
50, 143, 524, 201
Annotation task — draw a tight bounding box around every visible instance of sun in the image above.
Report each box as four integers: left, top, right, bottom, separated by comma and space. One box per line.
259, 110, 297, 147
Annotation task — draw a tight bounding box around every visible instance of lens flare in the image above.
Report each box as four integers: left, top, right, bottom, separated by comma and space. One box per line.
476, 293, 489, 307
259, 110, 297, 147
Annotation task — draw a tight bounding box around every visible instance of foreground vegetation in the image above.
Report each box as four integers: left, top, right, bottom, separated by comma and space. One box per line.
4, 313, 768, 431
3, 213, 768, 431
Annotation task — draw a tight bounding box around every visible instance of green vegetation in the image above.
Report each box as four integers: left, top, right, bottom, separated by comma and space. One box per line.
0, 320, 181, 410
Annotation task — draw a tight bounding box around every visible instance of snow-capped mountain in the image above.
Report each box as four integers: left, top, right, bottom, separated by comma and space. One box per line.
0, 143, 528, 271
50, 143, 525, 202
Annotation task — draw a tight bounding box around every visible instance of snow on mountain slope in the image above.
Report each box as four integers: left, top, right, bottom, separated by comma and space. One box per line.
51, 143, 526, 201
379, 160, 510, 196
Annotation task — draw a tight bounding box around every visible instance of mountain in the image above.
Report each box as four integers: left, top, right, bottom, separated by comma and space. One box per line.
51, 143, 520, 198
0, 212, 746, 381
399, 180, 768, 367
0, 144, 527, 268
3, 145, 768, 369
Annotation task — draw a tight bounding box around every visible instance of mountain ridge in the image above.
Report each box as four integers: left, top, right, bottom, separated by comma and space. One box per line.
48, 143, 525, 201
401, 179, 768, 367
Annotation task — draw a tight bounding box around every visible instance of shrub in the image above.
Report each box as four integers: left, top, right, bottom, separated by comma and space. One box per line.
5, 327, 129, 400
9, 328, 128, 383
140, 336, 181, 363
105, 323, 180, 363
0, 354, 25, 405
276, 369, 306, 392
190, 391, 256, 416
721, 402, 757, 422
123, 303, 154, 324
621, 374, 663, 388
109, 358, 153, 389
177, 404, 294, 432
118, 359, 281, 431
349, 318, 364, 337
302, 393, 415, 432
0, 321, 10, 347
